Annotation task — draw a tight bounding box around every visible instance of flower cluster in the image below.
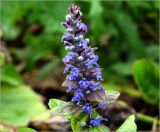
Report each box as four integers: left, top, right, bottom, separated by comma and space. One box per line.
61, 4, 107, 127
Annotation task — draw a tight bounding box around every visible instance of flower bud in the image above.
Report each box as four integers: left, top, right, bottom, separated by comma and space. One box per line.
65, 46, 70, 51
85, 38, 89, 43
79, 35, 83, 40
69, 46, 75, 50
66, 14, 71, 20
81, 122, 86, 127
67, 28, 73, 32
78, 56, 84, 61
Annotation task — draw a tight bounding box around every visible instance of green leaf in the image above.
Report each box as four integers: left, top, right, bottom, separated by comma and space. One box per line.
0, 85, 46, 126
25, 48, 52, 71
89, 125, 110, 132
0, 52, 5, 66
116, 114, 137, 132
133, 59, 159, 105
48, 99, 82, 119
71, 112, 88, 132
114, 12, 145, 56
110, 62, 132, 76
0, 63, 22, 86
17, 127, 36, 132
86, 90, 120, 106
89, 0, 105, 38
1, 1, 29, 39
39, 60, 60, 79
145, 44, 159, 61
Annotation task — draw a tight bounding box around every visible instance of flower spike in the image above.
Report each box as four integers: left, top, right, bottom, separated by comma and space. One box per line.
61, 4, 106, 127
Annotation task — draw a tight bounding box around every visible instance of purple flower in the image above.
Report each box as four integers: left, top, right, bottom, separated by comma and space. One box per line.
62, 33, 74, 43
81, 122, 86, 127
66, 85, 77, 93
64, 64, 75, 74
63, 52, 78, 63
79, 40, 88, 49
76, 21, 88, 33
89, 81, 100, 91
67, 68, 80, 80
96, 75, 103, 81
98, 102, 107, 110
61, 4, 107, 127
82, 104, 92, 114
89, 117, 102, 126
71, 90, 84, 102
79, 79, 90, 89
61, 22, 69, 28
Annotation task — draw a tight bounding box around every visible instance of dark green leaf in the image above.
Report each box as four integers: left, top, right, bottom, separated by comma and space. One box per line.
133, 59, 159, 105
145, 44, 159, 61
116, 114, 137, 132
39, 60, 60, 79
114, 12, 145, 56
110, 62, 132, 76
89, 0, 105, 38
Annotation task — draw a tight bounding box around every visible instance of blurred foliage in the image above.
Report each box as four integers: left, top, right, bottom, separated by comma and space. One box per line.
17, 127, 36, 132
1, 0, 158, 77
0, 0, 159, 131
0, 52, 22, 86
0, 85, 46, 126
0, 63, 22, 86
0, 53, 46, 127
133, 59, 159, 105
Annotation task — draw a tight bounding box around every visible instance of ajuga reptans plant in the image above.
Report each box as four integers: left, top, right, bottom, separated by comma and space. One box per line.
61, 4, 109, 127
49, 4, 119, 131
48, 4, 137, 131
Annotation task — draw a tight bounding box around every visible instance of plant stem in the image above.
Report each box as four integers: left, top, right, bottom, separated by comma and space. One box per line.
118, 100, 160, 126
137, 113, 160, 126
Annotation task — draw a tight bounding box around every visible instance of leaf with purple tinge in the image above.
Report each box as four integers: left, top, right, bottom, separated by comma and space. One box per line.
85, 68, 103, 76
86, 90, 120, 106
62, 80, 76, 87
48, 99, 82, 119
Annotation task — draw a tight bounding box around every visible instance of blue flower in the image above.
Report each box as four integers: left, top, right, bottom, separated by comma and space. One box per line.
71, 90, 84, 102
76, 21, 87, 33
89, 117, 102, 126
63, 52, 78, 63
96, 75, 103, 81
98, 102, 107, 110
81, 122, 86, 127
61, 4, 107, 128
83, 59, 94, 69
64, 64, 75, 74
61, 22, 68, 28
66, 85, 77, 93
62, 33, 74, 43
67, 68, 80, 80
89, 81, 100, 91
82, 104, 92, 114
79, 79, 90, 89
79, 40, 88, 49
